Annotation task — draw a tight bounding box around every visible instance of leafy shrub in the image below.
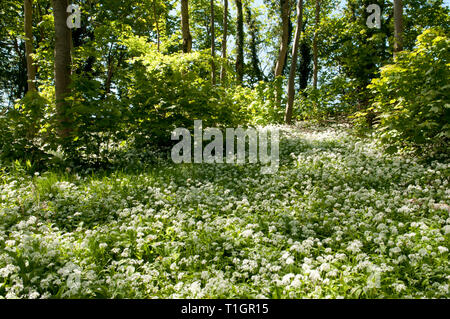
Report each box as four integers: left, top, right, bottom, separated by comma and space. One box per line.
0, 37, 258, 166
369, 28, 450, 154
232, 77, 285, 125
120, 36, 250, 149
0, 92, 52, 166
295, 79, 356, 123
65, 78, 130, 166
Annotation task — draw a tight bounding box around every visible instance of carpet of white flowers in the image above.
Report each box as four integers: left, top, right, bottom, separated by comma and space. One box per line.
0, 125, 449, 299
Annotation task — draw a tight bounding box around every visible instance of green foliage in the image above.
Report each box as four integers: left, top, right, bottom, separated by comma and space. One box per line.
295, 78, 357, 122
0, 0, 29, 105
0, 92, 52, 165
320, 0, 393, 105
1, 0, 450, 165
234, 77, 285, 125
320, 0, 449, 117
65, 87, 130, 166
1, 0, 450, 300
369, 28, 450, 155
121, 36, 248, 148
1, 126, 450, 298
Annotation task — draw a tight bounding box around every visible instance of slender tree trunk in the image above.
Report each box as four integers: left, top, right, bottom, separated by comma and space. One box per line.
52, 0, 72, 139
153, 0, 160, 51
220, 0, 228, 83
274, 0, 291, 106
105, 64, 113, 96
284, 0, 303, 125
393, 0, 403, 56
298, 28, 312, 94
105, 51, 125, 98
11, 36, 28, 98
274, 0, 290, 77
312, 0, 320, 89
235, 0, 244, 84
25, 0, 36, 92
181, 0, 192, 53
105, 45, 114, 96
245, 6, 263, 83
211, 0, 216, 85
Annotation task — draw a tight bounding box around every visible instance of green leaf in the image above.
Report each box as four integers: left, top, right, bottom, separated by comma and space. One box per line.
385, 145, 398, 154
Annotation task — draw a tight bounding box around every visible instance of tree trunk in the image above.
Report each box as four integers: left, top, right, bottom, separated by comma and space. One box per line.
245, 6, 263, 83
181, 0, 192, 53
274, 0, 290, 77
235, 0, 244, 84
298, 30, 312, 94
52, 0, 72, 139
153, 0, 160, 51
220, 0, 228, 83
25, 0, 36, 92
274, 0, 291, 106
284, 0, 303, 125
211, 0, 216, 85
11, 36, 28, 98
393, 0, 403, 56
312, 0, 320, 89
105, 45, 114, 97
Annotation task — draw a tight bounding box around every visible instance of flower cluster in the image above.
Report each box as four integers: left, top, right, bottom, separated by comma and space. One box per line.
0, 125, 449, 298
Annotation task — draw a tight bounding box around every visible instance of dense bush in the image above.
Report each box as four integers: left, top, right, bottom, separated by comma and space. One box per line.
369, 28, 450, 155
66, 79, 129, 166
230, 77, 285, 126
1, 37, 259, 166
0, 92, 53, 166
121, 36, 249, 148
295, 81, 356, 122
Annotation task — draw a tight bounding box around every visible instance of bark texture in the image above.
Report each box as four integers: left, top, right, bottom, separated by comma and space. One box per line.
181, 0, 192, 53
284, 0, 304, 125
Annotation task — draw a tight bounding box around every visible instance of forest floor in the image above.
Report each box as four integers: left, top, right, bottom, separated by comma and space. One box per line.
0, 124, 449, 298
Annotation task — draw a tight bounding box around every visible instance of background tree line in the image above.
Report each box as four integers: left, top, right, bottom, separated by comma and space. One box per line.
0, 0, 448, 168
